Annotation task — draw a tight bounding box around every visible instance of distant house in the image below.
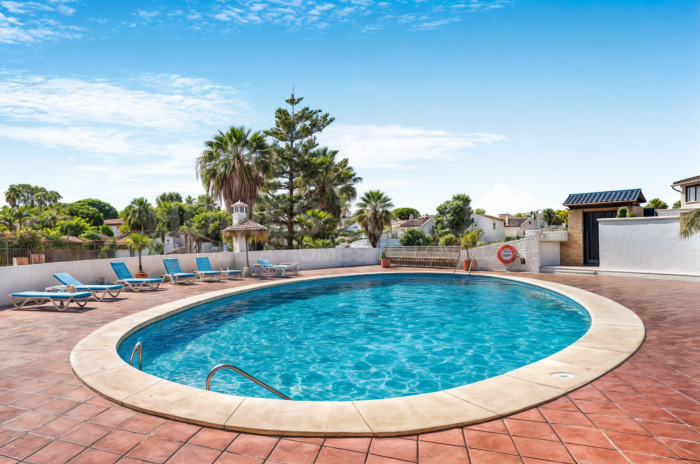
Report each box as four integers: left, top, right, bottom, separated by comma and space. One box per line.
104, 219, 123, 236
391, 215, 435, 237
671, 174, 700, 211
469, 214, 505, 243
499, 214, 539, 239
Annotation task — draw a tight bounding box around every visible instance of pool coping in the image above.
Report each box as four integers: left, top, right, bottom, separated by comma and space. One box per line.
70, 272, 645, 437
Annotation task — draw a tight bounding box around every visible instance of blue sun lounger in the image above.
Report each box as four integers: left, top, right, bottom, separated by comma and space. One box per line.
163, 258, 196, 284
110, 262, 162, 291
10, 291, 92, 310
195, 257, 223, 282
53, 273, 124, 300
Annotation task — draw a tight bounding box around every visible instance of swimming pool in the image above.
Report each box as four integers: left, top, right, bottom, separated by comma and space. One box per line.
118, 274, 591, 401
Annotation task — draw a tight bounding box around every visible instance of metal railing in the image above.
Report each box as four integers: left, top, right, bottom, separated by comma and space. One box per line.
129, 342, 142, 371
206, 363, 292, 400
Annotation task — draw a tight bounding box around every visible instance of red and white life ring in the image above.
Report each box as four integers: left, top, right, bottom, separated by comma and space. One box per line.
497, 244, 517, 264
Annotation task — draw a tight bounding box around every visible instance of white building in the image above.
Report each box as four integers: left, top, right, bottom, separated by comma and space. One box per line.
469, 214, 505, 243
104, 219, 123, 236
499, 214, 540, 238
390, 215, 435, 238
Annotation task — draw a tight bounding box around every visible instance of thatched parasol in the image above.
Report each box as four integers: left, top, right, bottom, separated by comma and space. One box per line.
222, 219, 269, 277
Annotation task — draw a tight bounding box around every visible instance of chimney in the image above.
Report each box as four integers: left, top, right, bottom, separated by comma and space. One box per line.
232, 200, 248, 224
409, 214, 414, 220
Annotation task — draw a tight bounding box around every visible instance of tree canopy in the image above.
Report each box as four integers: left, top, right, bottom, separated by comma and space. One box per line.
474, 208, 486, 215
72, 199, 118, 220
434, 194, 473, 237
393, 207, 421, 220
67, 203, 104, 227
5, 184, 62, 208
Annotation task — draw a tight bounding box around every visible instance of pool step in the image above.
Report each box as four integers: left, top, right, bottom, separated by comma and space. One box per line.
540, 266, 598, 276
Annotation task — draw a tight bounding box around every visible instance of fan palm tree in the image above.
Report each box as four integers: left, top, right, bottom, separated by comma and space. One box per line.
297, 209, 338, 245
39, 205, 69, 229
353, 190, 394, 248
196, 126, 272, 217
680, 209, 700, 239
121, 197, 154, 232
307, 148, 362, 217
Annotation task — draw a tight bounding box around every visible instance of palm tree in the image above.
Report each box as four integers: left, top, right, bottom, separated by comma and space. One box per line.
307, 148, 362, 217
541, 208, 561, 226
13, 206, 34, 231
125, 233, 153, 273
680, 209, 700, 239
121, 197, 154, 232
353, 190, 394, 248
297, 209, 338, 245
0, 206, 16, 232
39, 205, 69, 229
196, 126, 272, 217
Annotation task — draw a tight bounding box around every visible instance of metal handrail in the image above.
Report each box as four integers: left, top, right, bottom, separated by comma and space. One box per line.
206, 363, 292, 400
129, 342, 142, 371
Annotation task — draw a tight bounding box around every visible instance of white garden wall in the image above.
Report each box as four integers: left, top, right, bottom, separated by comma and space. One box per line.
459, 230, 542, 273
599, 216, 700, 277
0, 248, 381, 307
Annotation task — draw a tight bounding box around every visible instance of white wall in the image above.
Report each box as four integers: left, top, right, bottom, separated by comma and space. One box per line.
461, 230, 542, 273
599, 216, 700, 276
0, 248, 381, 307
540, 242, 561, 266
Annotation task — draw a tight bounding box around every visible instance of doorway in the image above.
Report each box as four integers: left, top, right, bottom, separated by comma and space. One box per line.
583, 210, 616, 265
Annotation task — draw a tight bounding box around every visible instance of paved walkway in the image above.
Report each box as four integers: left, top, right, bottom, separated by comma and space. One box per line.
0, 267, 699, 463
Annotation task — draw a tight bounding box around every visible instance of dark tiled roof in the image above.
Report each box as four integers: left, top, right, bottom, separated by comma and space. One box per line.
505, 217, 529, 227
674, 175, 700, 185
563, 189, 646, 207
398, 217, 431, 227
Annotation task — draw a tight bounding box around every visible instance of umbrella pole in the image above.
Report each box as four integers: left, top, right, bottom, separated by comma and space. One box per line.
242, 232, 252, 278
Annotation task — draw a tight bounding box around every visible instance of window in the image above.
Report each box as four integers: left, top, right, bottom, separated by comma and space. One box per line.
687, 185, 698, 203
492, 222, 496, 230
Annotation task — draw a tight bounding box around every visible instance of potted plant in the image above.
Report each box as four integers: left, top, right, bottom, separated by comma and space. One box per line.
125, 233, 153, 278
380, 251, 391, 268
461, 229, 483, 271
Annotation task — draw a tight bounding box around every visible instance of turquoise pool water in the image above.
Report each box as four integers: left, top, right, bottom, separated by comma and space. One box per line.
118, 274, 591, 401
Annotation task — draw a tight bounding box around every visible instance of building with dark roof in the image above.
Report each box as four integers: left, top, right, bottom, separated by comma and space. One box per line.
560, 188, 647, 266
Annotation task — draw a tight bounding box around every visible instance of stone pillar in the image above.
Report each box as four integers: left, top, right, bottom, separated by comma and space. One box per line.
560, 209, 583, 265
524, 230, 542, 273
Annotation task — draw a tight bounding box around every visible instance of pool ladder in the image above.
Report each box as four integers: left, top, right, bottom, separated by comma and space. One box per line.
129, 342, 142, 370
206, 364, 292, 400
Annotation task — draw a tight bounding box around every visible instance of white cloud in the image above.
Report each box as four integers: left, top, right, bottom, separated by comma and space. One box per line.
0, 12, 81, 43
318, 124, 507, 169
477, 184, 537, 215
0, 73, 248, 131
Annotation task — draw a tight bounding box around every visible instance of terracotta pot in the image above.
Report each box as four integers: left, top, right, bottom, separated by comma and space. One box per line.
380, 258, 391, 268
135, 272, 149, 278
463, 259, 477, 271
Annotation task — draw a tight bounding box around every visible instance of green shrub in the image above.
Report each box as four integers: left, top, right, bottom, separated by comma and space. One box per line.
392, 207, 421, 220
380, 251, 387, 259
673, 200, 681, 209
399, 228, 433, 246
617, 207, 629, 218
56, 217, 91, 237
99, 224, 114, 237
79, 231, 103, 241
476, 240, 487, 247
439, 234, 459, 246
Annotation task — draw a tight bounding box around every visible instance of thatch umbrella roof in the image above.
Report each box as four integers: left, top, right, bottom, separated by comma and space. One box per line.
222, 219, 268, 237
222, 219, 268, 273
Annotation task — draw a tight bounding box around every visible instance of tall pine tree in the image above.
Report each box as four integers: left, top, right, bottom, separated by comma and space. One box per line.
257, 92, 334, 245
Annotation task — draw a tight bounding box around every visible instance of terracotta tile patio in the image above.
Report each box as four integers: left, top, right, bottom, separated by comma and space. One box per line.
0, 266, 699, 463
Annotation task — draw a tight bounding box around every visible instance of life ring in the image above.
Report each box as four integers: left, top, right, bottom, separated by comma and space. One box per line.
497, 244, 517, 264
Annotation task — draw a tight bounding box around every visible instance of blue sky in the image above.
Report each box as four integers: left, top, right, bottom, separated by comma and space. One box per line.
0, 0, 697, 215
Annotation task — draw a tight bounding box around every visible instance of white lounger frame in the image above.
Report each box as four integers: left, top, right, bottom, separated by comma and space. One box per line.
11, 295, 90, 311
